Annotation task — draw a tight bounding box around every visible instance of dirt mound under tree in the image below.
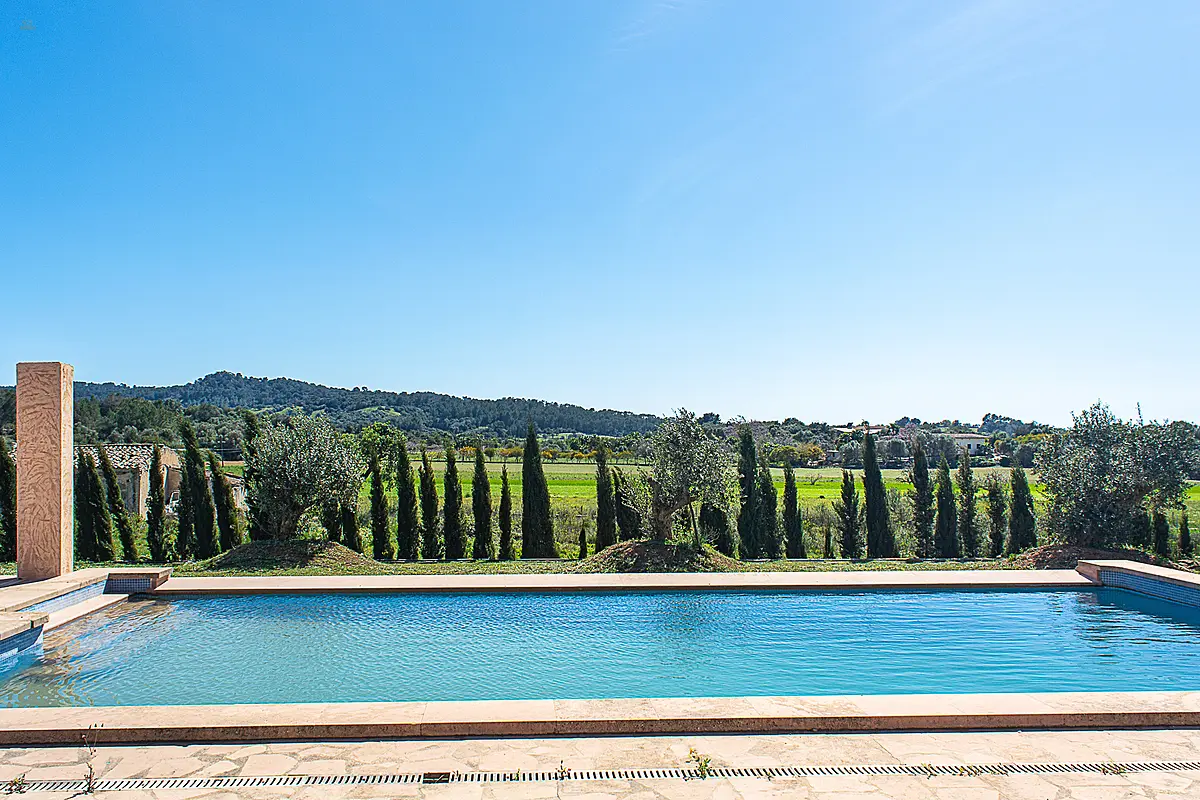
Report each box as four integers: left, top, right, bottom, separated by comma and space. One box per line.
187, 539, 380, 574
573, 540, 742, 573
1009, 543, 1196, 572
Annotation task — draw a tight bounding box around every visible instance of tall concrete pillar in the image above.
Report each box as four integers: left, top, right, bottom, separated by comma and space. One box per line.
16, 362, 74, 580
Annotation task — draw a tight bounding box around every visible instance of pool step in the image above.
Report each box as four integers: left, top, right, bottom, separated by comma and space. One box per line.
13, 759, 1200, 793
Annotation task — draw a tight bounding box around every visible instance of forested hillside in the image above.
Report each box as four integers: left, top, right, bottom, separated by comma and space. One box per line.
71, 371, 661, 438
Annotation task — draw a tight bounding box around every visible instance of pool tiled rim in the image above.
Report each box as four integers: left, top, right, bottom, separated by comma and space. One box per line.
1077, 559, 1200, 607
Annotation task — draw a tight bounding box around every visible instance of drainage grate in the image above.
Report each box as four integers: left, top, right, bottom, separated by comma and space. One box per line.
11, 760, 1200, 792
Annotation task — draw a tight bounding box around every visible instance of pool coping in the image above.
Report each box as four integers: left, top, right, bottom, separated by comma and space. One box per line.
150, 568, 1096, 595
0, 691, 1198, 745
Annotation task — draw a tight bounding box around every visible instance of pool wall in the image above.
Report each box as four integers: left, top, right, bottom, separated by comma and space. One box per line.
1077, 559, 1200, 607
0, 567, 171, 658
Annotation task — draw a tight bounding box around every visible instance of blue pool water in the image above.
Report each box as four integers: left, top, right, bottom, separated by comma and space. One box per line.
1, 588, 1199, 707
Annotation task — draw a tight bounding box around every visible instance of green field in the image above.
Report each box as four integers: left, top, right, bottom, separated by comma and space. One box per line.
357, 462, 1200, 549
361, 463, 1037, 514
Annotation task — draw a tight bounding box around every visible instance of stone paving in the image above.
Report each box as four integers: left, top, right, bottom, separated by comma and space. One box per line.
1, 729, 1199, 798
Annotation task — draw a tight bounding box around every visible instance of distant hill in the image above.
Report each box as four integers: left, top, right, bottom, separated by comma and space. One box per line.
71, 371, 661, 438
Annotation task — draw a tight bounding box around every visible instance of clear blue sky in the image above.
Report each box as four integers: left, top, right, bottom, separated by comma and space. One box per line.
2, 1, 1197, 426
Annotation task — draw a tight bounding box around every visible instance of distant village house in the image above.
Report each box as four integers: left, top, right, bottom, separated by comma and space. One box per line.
950, 433, 989, 455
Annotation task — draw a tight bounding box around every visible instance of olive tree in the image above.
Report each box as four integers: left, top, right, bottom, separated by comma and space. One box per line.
246, 416, 364, 540
1037, 403, 1198, 549
645, 410, 733, 541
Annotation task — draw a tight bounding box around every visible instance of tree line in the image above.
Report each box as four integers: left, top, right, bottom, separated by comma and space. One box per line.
9, 397, 1191, 566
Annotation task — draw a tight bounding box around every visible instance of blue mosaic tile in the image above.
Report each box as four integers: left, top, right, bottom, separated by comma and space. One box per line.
0, 626, 42, 660
1099, 569, 1200, 608
19, 580, 105, 614
105, 576, 155, 593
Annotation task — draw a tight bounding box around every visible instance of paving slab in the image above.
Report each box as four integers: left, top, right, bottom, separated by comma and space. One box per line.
0, 730, 1196, 800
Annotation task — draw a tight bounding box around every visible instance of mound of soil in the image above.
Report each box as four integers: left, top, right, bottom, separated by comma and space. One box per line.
1010, 544, 1196, 572
573, 540, 742, 573
190, 540, 378, 573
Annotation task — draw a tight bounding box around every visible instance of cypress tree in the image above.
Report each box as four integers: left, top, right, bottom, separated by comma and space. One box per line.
418, 447, 441, 559
955, 449, 979, 558
77, 451, 114, 562
176, 459, 194, 558
833, 470, 862, 558
209, 453, 242, 553
783, 464, 805, 558
984, 473, 1008, 557
1153, 510, 1171, 558
699, 502, 735, 557
97, 446, 138, 562
369, 452, 393, 560
1180, 510, 1192, 557
934, 457, 959, 558
321, 498, 343, 544
736, 428, 761, 559
911, 440, 935, 559
73, 452, 93, 561
612, 469, 642, 540
472, 447, 493, 559
341, 501, 363, 553
577, 524, 588, 560
146, 444, 168, 562
0, 437, 16, 562
1007, 464, 1037, 554
758, 460, 780, 559
594, 447, 617, 552
241, 411, 266, 541
395, 439, 420, 560
443, 444, 465, 559
521, 423, 555, 557
700, 501, 734, 556
180, 419, 218, 559
498, 465, 515, 560
862, 431, 895, 558
93, 452, 117, 561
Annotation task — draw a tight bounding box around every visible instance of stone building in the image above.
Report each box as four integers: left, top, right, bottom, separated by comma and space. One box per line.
73, 444, 182, 518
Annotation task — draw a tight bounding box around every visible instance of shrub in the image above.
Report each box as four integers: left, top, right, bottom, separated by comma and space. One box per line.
244, 416, 364, 540
1037, 403, 1197, 548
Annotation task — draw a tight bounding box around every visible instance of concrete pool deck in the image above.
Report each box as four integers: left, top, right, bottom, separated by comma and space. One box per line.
0, 560, 1197, 747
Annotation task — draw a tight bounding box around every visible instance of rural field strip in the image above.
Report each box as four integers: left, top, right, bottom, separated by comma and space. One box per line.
12, 759, 1200, 792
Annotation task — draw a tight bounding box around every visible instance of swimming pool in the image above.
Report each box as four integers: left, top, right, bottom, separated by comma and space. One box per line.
1, 587, 1198, 707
